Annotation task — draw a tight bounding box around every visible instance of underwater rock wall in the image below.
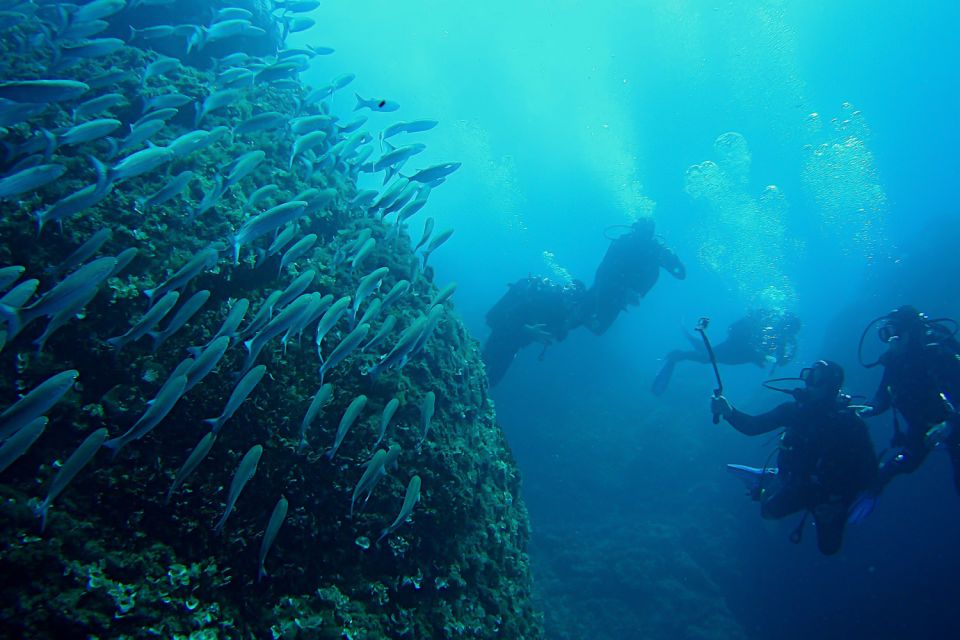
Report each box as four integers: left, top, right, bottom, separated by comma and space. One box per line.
0, 2, 541, 638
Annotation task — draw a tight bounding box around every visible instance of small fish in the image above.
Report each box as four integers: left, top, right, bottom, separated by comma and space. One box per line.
430, 282, 457, 307
358, 299, 382, 327
109, 247, 138, 278
245, 184, 279, 212
168, 129, 212, 158
236, 290, 282, 342
193, 176, 225, 219
352, 267, 389, 319
0, 279, 39, 310
374, 143, 426, 174
213, 444, 263, 534
319, 323, 369, 386
86, 70, 130, 90
0, 79, 88, 103
279, 234, 317, 274
381, 119, 438, 141
142, 90, 192, 111
258, 496, 289, 581
148, 290, 210, 352
374, 397, 400, 449
165, 432, 216, 504
72, 0, 125, 22
380, 181, 419, 218
60, 18, 109, 40
232, 201, 308, 264
254, 61, 301, 84
350, 189, 378, 209
145, 246, 218, 301
142, 57, 180, 85
377, 475, 422, 543
0, 164, 66, 200
289, 130, 327, 168
298, 382, 333, 452
290, 114, 335, 136
275, 269, 317, 310
361, 314, 397, 355
205, 365, 266, 434
189, 298, 248, 355
241, 295, 314, 371
195, 88, 242, 126
419, 391, 436, 445
115, 118, 166, 154
350, 449, 388, 517
129, 24, 177, 42
109, 146, 174, 182
216, 7, 253, 20
7, 257, 116, 338
224, 150, 265, 188
48, 228, 112, 279
0, 370, 77, 441
35, 428, 108, 532
354, 93, 399, 112
58, 118, 120, 146
184, 335, 229, 393
0, 416, 46, 475
412, 217, 435, 253
397, 185, 431, 223
106, 291, 179, 350
216, 67, 255, 89
203, 19, 252, 47
350, 238, 376, 272
56, 38, 125, 68
137, 170, 193, 211
236, 111, 285, 135
408, 162, 461, 184
0, 266, 25, 294
327, 394, 367, 460
0, 100, 47, 128
72, 93, 127, 121
370, 177, 410, 211
314, 295, 351, 353
421, 228, 454, 268
365, 315, 428, 378
103, 375, 188, 455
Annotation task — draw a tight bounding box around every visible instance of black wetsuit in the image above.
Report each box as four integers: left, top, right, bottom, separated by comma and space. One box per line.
652, 310, 799, 395
483, 277, 586, 387
585, 227, 684, 336
725, 399, 877, 555
868, 335, 960, 494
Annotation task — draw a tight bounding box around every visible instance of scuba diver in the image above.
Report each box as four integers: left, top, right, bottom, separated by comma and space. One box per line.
857, 305, 960, 495
583, 217, 686, 335
711, 360, 878, 555
482, 276, 589, 387
651, 309, 801, 395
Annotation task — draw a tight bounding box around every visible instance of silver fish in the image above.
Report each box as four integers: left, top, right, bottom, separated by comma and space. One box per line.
145, 247, 218, 301
213, 444, 263, 534
298, 382, 333, 452
381, 119, 438, 140
430, 282, 457, 307
279, 234, 317, 274
0, 266, 25, 294
236, 111, 285, 135
103, 375, 188, 454
354, 93, 399, 112
148, 289, 210, 351
137, 170, 193, 211
350, 449, 387, 517
275, 269, 316, 310
224, 150, 265, 188
109, 146, 174, 182
327, 394, 367, 460
408, 162, 461, 183
377, 475, 422, 543
58, 118, 120, 146
232, 201, 307, 264
72, 93, 126, 121
35, 427, 108, 531
314, 295, 351, 354
0, 416, 46, 474
164, 431, 216, 504
419, 391, 436, 445
258, 496, 288, 581
0, 370, 77, 441
0, 79, 88, 103
374, 397, 400, 449
195, 88, 241, 126
319, 323, 369, 386
205, 365, 266, 434
142, 57, 180, 85
106, 291, 179, 350
361, 314, 397, 355
0, 164, 65, 199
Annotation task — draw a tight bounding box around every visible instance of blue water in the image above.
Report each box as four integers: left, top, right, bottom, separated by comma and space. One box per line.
298, 1, 960, 638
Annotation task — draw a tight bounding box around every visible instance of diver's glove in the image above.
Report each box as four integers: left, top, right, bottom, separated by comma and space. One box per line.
711, 395, 733, 420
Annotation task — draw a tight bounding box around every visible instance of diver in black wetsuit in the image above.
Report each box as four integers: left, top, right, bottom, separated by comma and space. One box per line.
482, 276, 588, 387
583, 217, 685, 336
652, 309, 801, 395
712, 360, 878, 555
858, 305, 960, 495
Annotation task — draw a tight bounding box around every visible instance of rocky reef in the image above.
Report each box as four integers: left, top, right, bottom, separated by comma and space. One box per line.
0, 2, 541, 637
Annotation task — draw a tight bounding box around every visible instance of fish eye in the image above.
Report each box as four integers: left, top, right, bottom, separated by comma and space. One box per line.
378, 100, 386, 108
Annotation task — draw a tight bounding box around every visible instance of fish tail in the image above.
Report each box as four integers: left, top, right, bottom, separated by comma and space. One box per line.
35, 501, 49, 533
353, 92, 365, 111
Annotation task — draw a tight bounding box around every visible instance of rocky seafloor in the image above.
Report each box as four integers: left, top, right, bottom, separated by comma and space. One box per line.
0, 1, 542, 638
